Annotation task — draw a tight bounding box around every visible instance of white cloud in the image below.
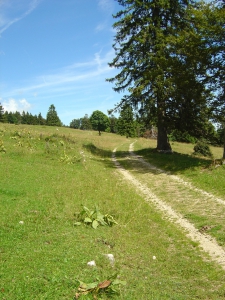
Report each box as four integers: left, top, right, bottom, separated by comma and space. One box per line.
98, 0, 114, 13
7, 49, 115, 95
2, 98, 31, 113
0, 0, 42, 35
95, 22, 107, 32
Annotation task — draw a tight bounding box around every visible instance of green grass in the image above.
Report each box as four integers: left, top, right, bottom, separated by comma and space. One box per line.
1, 124, 225, 299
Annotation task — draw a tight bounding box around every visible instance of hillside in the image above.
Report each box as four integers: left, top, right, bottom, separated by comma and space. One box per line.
0, 124, 225, 299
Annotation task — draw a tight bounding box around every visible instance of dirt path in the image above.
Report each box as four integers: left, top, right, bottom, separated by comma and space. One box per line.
112, 142, 225, 271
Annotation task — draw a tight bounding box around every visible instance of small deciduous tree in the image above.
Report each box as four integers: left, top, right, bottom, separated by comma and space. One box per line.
46, 104, 62, 127
90, 110, 109, 135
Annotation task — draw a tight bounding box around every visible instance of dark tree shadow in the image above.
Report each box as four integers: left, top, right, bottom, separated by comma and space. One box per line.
133, 147, 212, 174
83, 143, 112, 159
83, 143, 213, 175
83, 143, 127, 169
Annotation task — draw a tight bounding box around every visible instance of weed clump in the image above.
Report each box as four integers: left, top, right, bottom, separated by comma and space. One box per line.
74, 205, 118, 229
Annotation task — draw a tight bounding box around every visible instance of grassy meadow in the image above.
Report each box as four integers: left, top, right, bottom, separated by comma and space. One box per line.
0, 123, 225, 299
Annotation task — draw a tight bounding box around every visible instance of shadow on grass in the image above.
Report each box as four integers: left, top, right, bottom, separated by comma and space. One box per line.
83, 143, 112, 158
83, 142, 213, 175
83, 142, 129, 169
132, 147, 212, 174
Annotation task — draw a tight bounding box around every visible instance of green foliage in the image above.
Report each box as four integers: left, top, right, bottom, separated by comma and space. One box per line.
80, 114, 92, 130
46, 104, 62, 127
108, 115, 118, 133
117, 105, 136, 138
74, 205, 118, 229
37, 112, 46, 125
107, 0, 212, 151
59, 150, 82, 164
76, 275, 126, 299
0, 109, 45, 125
90, 111, 109, 135
70, 118, 81, 129
216, 125, 224, 145
0, 103, 4, 122
193, 141, 213, 158
169, 130, 197, 144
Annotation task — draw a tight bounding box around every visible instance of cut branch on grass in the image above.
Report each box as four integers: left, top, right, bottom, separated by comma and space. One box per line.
75, 275, 126, 299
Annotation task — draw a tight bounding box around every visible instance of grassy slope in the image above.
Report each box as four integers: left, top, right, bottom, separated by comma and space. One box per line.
0, 124, 225, 299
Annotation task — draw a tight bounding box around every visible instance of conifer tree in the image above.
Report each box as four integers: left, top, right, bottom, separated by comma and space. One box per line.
46, 104, 62, 127
38, 113, 46, 125
117, 105, 135, 138
70, 119, 81, 129
80, 114, 92, 130
107, 0, 211, 152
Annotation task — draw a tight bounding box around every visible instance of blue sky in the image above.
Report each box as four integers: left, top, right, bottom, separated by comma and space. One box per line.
0, 0, 122, 125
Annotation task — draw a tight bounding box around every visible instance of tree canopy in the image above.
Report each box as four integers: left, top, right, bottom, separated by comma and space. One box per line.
107, 0, 224, 152
117, 105, 136, 138
46, 104, 62, 127
90, 110, 109, 135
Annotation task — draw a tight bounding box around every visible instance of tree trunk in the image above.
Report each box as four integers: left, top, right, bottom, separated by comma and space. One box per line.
157, 123, 172, 152
157, 99, 172, 152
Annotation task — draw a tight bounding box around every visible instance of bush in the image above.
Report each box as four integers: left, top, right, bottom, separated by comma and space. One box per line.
193, 140, 213, 158
169, 130, 197, 144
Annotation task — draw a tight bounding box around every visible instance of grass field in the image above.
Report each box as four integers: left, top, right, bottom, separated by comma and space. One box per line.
0, 124, 225, 299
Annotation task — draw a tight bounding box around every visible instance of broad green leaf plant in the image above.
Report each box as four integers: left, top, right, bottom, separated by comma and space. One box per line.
75, 205, 118, 229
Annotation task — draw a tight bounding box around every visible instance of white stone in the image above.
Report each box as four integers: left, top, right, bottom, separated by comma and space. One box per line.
87, 260, 96, 267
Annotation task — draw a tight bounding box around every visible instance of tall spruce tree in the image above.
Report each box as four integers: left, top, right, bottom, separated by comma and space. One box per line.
46, 104, 62, 127
38, 113, 46, 125
107, 0, 211, 152
187, 0, 225, 156
206, 0, 225, 157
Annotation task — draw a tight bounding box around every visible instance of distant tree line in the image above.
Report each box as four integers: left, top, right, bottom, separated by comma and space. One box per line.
70, 107, 224, 146
0, 104, 61, 127
0, 102, 223, 146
